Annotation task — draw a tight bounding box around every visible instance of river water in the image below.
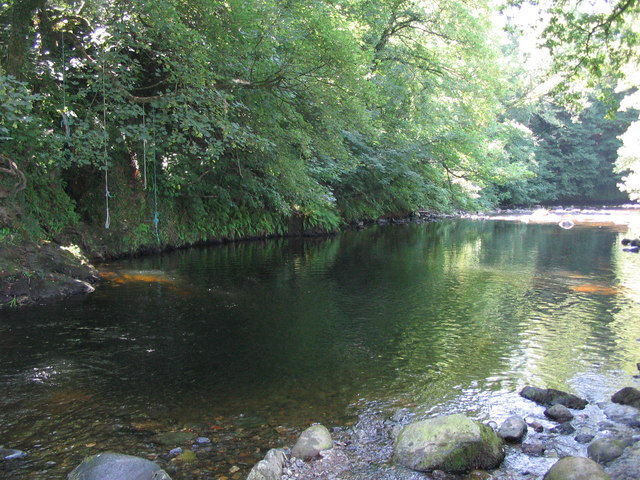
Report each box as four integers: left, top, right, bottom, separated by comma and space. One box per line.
2, 217, 640, 479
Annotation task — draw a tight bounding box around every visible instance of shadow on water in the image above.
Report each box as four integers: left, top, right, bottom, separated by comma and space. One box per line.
1, 219, 640, 478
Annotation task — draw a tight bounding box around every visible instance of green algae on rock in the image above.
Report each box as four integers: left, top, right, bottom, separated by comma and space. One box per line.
393, 413, 504, 473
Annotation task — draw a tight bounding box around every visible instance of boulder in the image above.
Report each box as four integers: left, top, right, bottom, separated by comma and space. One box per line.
247, 448, 286, 480
611, 387, 640, 410
587, 438, 631, 465
543, 456, 610, 480
520, 386, 587, 409
393, 414, 504, 473
545, 404, 574, 422
497, 416, 527, 443
291, 425, 333, 460
67, 452, 172, 480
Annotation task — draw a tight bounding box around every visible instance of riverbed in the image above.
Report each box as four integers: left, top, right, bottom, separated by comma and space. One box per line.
1, 216, 640, 479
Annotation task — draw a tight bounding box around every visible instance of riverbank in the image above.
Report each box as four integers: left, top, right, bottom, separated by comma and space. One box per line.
0, 210, 447, 308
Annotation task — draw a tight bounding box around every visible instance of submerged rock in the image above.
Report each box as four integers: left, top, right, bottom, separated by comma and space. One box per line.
247, 448, 287, 480
0, 448, 27, 460
520, 386, 588, 410
291, 424, 333, 460
497, 416, 527, 443
152, 431, 196, 446
393, 414, 504, 473
67, 452, 172, 480
543, 456, 610, 480
603, 404, 640, 428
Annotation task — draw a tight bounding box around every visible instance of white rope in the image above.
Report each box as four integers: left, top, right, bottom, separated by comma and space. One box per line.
142, 104, 148, 190
103, 64, 110, 229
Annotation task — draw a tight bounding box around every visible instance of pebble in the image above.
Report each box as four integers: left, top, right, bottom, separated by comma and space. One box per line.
550, 422, 576, 435
0, 448, 27, 460
575, 433, 595, 444
169, 447, 183, 456
196, 437, 211, 444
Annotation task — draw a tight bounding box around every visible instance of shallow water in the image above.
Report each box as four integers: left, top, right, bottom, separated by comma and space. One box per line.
1, 219, 640, 479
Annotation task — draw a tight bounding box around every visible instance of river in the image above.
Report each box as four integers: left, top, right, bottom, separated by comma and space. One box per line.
1, 215, 640, 479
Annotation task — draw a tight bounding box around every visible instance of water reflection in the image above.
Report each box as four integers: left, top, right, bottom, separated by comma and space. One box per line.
1, 219, 640, 479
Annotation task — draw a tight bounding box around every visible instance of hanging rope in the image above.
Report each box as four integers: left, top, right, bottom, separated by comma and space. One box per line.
61, 31, 70, 138
102, 63, 111, 229
151, 110, 160, 243
142, 104, 148, 190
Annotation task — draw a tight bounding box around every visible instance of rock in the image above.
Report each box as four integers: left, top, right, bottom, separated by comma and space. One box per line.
550, 422, 576, 435
152, 431, 196, 446
393, 414, 505, 473
522, 443, 546, 456
543, 456, 610, 480
0, 448, 27, 460
545, 404, 574, 422
168, 447, 182, 457
575, 433, 595, 444
291, 425, 333, 460
195, 437, 211, 444
528, 421, 544, 433
607, 441, 640, 480
587, 438, 630, 465
247, 449, 287, 480
603, 404, 640, 428
611, 387, 640, 410
497, 416, 527, 443
176, 450, 196, 462
520, 386, 587, 409
67, 452, 172, 480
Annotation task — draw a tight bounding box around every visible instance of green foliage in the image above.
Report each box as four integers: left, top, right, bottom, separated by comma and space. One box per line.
493, 90, 639, 206
0, 0, 555, 254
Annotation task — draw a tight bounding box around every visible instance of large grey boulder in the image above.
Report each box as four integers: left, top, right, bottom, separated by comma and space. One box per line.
497, 416, 527, 443
520, 386, 587, 410
291, 425, 333, 460
67, 452, 172, 480
247, 449, 286, 480
393, 414, 505, 473
543, 456, 610, 480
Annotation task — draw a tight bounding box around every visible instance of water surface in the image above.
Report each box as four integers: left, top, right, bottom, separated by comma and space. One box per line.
1, 219, 640, 478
